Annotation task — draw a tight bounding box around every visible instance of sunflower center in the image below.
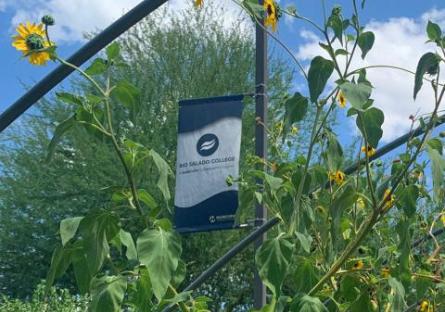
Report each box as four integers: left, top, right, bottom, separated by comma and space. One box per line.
266, 4, 273, 16
25, 33, 45, 51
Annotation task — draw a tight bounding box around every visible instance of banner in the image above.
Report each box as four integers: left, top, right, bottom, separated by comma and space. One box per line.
174, 95, 244, 233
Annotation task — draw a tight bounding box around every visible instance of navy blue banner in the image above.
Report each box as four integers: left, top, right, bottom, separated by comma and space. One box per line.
174, 95, 244, 233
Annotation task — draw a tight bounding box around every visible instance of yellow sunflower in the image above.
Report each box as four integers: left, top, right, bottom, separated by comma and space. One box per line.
194, 0, 203, 8
337, 90, 347, 108
382, 189, 395, 212
361, 145, 376, 157
264, 0, 279, 32
380, 267, 390, 278
12, 22, 51, 66
329, 170, 345, 185
352, 260, 364, 270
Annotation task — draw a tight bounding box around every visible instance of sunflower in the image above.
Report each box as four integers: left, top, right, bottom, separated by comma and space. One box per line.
352, 260, 364, 270
382, 189, 395, 212
264, 0, 279, 32
337, 90, 347, 108
12, 22, 51, 66
361, 145, 376, 157
380, 267, 390, 278
329, 170, 345, 185
194, 0, 203, 8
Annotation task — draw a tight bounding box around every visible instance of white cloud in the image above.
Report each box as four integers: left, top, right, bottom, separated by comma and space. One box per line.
296, 10, 445, 142
5, 0, 245, 42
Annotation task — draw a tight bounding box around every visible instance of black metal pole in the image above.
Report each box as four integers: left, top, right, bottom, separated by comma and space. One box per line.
162, 217, 280, 312
254, 0, 268, 308
343, 115, 445, 176
0, 0, 167, 133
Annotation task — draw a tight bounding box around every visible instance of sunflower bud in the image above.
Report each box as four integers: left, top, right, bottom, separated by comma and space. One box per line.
41, 15, 55, 26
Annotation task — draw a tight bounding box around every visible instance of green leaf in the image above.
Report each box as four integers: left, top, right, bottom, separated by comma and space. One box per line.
283, 92, 308, 139
150, 149, 173, 203
89, 275, 127, 312
60, 216, 83, 246
427, 21, 442, 42
330, 185, 356, 250
46, 115, 77, 162
79, 213, 120, 275
255, 235, 294, 297
85, 58, 107, 76
295, 232, 312, 253
357, 31, 375, 59
137, 227, 182, 301
397, 185, 419, 217
356, 107, 384, 148
427, 146, 445, 202
414, 52, 440, 99
293, 257, 319, 293
56, 92, 84, 106
388, 277, 407, 312
137, 189, 158, 210
119, 229, 137, 261
328, 14, 343, 44
339, 82, 372, 110
264, 173, 284, 192
133, 267, 154, 311
427, 138, 443, 154
46, 244, 71, 289
71, 248, 93, 294
291, 294, 328, 312
112, 80, 140, 112
308, 56, 335, 103
106, 42, 120, 61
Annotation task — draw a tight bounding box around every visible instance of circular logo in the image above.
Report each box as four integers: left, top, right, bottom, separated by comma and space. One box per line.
197, 133, 219, 157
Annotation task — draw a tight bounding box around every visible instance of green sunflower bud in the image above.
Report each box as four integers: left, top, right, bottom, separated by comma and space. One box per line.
41, 15, 55, 26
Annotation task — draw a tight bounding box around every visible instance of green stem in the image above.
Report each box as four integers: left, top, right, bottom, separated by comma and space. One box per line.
288, 106, 322, 235
104, 97, 147, 227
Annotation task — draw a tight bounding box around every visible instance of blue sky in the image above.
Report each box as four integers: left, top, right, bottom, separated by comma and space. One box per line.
0, 0, 444, 143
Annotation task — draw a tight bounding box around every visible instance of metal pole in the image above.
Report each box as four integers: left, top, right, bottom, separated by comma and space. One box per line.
0, 0, 167, 133
254, 0, 268, 308
162, 217, 280, 312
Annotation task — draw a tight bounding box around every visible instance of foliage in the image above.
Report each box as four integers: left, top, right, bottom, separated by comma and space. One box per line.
0, 3, 294, 310
5, 0, 445, 311
0, 283, 88, 312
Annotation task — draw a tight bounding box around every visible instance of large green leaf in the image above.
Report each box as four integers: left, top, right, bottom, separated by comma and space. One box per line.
46, 115, 77, 162
106, 42, 121, 61
56, 92, 84, 106
60, 216, 83, 246
357, 31, 375, 59
308, 56, 335, 103
137, 227, 182, 301
356, 107, 384, 148
291, 294, 328, 312
89, 275, 127, 312
46, 244, 71, 289
283, 92, 309, 139
255, 235, 294, 297
85, 58, 108, 76
397, 185, 419, 217
112, 80, 141, 113
293, 257, 319, 293
79, 213, 120, 275
339, 82, 372, 110
71, 248, 93, 295
427, 146, 445, 202
150, 149, 173, 203
413, 52, 440, 99
388, 277, 407, 312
